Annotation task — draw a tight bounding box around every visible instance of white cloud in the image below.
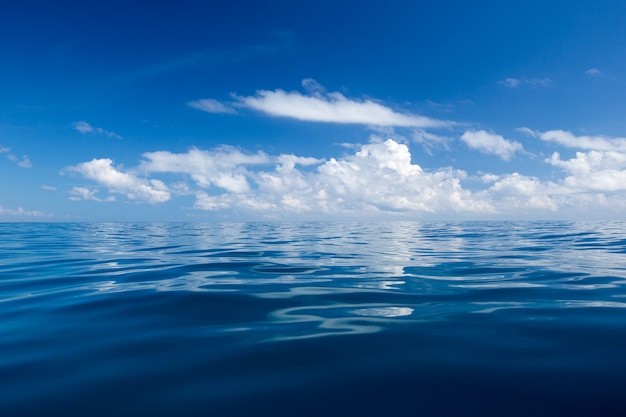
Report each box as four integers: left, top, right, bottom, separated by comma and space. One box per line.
63, 134, 626, 219
64, 158, 170, 203
460, 130, 524, 160
230, 79, 448, 128
498, 77, 551, 88
0, 206, 48, 217
69, 186, 116, 202
310, 139, 491, 213
241, 139, 488, 214
68, 140, 492, 216
41, 185, 57, 191
547, 151, 626, 192
140, 146, 270, 192
488, 173, 557, 210
187, 98, 236, 114
522, 128, 626, 152
73, 121, 122, 139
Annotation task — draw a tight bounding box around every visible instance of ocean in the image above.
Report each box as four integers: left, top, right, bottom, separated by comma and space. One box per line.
2, 221, 626, 416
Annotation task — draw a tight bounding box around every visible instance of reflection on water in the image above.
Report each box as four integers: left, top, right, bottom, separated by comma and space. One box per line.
2, 221, 626, 341
268, 304, 414, 341
2, 221, 626, 415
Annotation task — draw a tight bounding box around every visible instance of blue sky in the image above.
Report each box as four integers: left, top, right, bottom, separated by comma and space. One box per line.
2, 0, 626, 221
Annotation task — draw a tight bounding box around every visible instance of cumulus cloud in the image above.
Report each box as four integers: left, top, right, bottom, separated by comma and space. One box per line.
474, 128, 626, 214
73, 121, 122, 139
488, 173, 557, 211
63, 132, 626, 219
498, 77, 551, 88
310, 140, 491, 213
186, 140, 492, 215
64, 158, 170, 203
67, 140, 492, 216
187, 98, 237, 114
140, 146, 271, 192
460, 130, 524, 160
226, 79, 449, 128
547, 151, 626, 192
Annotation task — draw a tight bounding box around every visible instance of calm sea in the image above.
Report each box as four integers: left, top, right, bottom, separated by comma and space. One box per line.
2, 221, 626, 416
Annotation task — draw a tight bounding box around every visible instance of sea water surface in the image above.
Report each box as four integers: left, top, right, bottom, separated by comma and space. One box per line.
2, 221, 626, 416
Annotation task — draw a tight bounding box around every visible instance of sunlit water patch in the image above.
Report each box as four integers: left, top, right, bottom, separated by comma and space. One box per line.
2, 221, 626, 416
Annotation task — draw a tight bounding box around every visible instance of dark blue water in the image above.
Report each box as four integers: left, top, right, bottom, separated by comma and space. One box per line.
2, 222, 626, 416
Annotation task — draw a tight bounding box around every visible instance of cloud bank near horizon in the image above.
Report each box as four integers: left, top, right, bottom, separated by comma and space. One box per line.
62, 131, 626, 219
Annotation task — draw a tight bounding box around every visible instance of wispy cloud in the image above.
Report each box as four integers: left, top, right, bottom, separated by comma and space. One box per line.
460, 130, 524, 160
585, 68, 602, 77
69, 187, 116, 202
520, 128, 626, 152
1, 145, 32, 168
498, 77, 552, 89
188, 99, 236, 114
73, 121, 122, 140
236, 86, 448, 127
194, 80, 450, 128
7, 154, 32, 168
0, 206, 48, 217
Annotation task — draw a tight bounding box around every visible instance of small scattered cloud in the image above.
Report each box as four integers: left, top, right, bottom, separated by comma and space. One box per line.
73, 121, 122, 139
69, 186, 116, 202
498, 78, 521, 89
460, 130, 524, 160
187, 98, 237, 114
0, 206, 48, 217
498, 77, 551, 89
63, 158, 170, 203
585, 68, 601, 77
412, 129, 453, 148
41, 185, 57, 191
224, 79, 450, 128
1, 146, 32, 168
7, 154, 32, 168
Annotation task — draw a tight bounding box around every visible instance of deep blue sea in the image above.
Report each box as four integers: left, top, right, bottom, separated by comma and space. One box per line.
2, 221, 626, 416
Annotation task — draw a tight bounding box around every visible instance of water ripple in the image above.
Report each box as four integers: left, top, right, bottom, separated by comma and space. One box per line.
3, 221, 626, 415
